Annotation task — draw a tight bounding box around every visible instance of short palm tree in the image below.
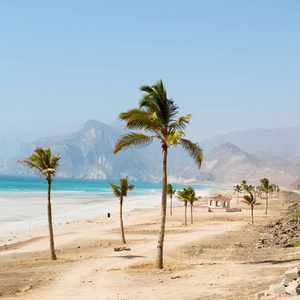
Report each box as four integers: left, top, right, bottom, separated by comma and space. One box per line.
242, 192, 261, 224
234, 184, 242, 204
186, 187, 199, 225
109, 178, 135, 244
177, 188, 189, 226
241, 179, 247, 196
260, 178, 273, 215
18, 147, 60, 260
113, 79, 203, 269
167, 183, 176, 216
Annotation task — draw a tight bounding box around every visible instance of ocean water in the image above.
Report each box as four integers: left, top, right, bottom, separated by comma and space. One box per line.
0, 175, 219, 235
0, 175, 216, 195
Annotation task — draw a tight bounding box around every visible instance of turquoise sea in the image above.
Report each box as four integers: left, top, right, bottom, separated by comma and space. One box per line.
0, 175, 217, 196
0, 175, 219, 235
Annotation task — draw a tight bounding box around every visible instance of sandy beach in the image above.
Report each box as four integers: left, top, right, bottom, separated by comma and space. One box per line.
1, 190, 300, 299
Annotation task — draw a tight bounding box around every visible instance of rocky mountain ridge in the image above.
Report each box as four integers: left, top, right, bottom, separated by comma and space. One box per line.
0, 120, 299, 186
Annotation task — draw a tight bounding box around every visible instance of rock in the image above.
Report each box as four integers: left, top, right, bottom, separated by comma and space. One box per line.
255, 291, 266, 298
114, 247, 131, 252
269, 284, 286, 295
285, 267, 300, 279
281, 277, 292, 286
285, 280, 300, 295
21, 285, 32, 292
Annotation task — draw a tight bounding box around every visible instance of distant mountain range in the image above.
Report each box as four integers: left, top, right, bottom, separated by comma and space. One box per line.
200, 127, 300, 158
0, 120, 299, 187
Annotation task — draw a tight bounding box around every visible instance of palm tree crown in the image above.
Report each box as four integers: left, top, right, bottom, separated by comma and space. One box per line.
114, 79, 203, 165
18, 147, 60, 181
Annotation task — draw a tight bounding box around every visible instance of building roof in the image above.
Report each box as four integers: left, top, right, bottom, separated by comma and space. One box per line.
208, 194, 231, 201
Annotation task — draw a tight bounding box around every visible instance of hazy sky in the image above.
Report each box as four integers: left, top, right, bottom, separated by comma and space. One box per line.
1, 1, 299, 140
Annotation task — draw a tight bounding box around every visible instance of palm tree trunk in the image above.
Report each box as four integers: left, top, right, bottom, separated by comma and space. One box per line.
155, 146, 168, 269
237, 192, 239, 205
251, 206, 254, 224
170, 196, 172, 216
190, 203, 193, 224
120, 196, 126, 244
47, 179, 57, 260
184, 202, 187, 226
265, 193, 268, 215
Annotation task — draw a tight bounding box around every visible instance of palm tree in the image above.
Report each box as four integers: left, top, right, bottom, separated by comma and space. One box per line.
186, 187, 199, 225
242, 192, 261, 224
260, 178, 273, 215
167, 183, 176, 215
233, 184, 242, 204
109, 178, 135, 244
177, 188, 189, 226
18, 147, 60, 260
241, 179, 248, 196
113, 80, 203, 269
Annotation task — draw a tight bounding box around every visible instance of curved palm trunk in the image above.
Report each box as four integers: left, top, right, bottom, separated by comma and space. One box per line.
155, 146, 168, 269
265, 193, 268, 215
170, 195, 172, 216
190, 203, 193, 224
120, 195, 126, 244
251, 205, 254, 224
47, 179, 57, 260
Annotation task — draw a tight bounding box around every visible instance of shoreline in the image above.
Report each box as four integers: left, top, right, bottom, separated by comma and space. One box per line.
0, 188, 220, 238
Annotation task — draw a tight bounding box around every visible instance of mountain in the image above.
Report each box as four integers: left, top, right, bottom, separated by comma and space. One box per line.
4, 120, 163, 182
1, 121, 299, 186
200, 127, 300, 158
170, 142, 298, 186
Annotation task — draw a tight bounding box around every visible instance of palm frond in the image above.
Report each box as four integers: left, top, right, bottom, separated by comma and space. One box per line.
109, 182, 121, 198
167, 130, 185, 146
179, 139, 203, 168
114, 132, 154, 153
169, 114, 191, 131
17, 158, 44, 176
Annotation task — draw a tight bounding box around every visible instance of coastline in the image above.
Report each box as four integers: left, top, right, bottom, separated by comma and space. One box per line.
0, 188, 217, 238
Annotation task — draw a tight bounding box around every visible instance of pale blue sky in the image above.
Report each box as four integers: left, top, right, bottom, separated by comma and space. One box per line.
0, 0, 299, 140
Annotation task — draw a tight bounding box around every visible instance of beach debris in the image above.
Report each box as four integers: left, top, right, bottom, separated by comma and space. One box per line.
171, 276, 181, 279
114, 247, 131, 251
255, 266, 300, 298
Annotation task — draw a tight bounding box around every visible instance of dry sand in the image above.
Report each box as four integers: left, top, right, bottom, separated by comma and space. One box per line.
1, 191, 300, 299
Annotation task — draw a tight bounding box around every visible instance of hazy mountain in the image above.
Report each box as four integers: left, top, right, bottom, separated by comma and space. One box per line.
1, 120, 299, 186
171, 142, 298, 186
200, 127, 300, 157
6, 120, 163, 182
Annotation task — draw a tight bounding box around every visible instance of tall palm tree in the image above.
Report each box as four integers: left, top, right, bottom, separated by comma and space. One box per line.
177, 188, 189, 226
18, 147, 60, 260
109, 178, 135, 244
242, 192, 261, 224
260, 178, 273, 215
167, 183, 176, 216
113, 80, 203, 269
233, 184, 242, 204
